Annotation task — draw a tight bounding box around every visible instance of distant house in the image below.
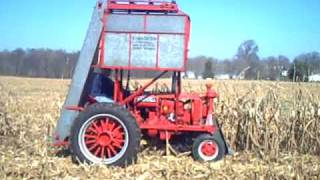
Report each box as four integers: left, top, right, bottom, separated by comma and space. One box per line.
182, 71, 196, 79
215, 74, 231, 80
309, 74, 320, 82
281, 70, 288, 77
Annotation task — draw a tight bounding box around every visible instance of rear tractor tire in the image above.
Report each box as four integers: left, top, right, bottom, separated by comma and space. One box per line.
70, 103, 141, 167
192, 134, 226, 162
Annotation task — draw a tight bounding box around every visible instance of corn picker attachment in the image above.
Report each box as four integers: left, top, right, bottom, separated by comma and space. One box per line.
54, 0, 231, 166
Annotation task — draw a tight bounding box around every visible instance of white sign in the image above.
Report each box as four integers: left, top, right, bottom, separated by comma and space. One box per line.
131, 34, 157, 67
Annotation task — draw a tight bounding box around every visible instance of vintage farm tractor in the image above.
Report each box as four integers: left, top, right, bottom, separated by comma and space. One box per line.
54, 0, 230, 166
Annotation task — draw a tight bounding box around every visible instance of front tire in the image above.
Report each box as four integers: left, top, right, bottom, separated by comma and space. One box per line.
70, 103, 141, 167
192, 134, 226, 162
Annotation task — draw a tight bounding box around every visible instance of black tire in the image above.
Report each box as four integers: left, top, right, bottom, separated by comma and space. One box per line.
70, 103, 141, 167
192, 134, 226, 162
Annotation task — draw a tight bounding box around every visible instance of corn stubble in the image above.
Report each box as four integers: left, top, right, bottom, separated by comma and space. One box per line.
0, 76, 319, 179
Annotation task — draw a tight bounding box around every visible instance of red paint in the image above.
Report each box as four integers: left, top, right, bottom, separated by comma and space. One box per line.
205, 84, 219, 124
191, 98, 203, 125
160, 100, 174, 115
108, 0, 179, 13
140, 124, 216, 134
84, 117, 125, 159
201, 142, 217, 156
114, 70, 120, 102
53, 141, 70, 147
120, 71, 167, 105
93, 65, 185, 72
106, 31, 185, 35
66, 106, 85, 112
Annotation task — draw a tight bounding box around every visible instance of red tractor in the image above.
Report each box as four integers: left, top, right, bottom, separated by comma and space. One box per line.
54, 0, 230, 166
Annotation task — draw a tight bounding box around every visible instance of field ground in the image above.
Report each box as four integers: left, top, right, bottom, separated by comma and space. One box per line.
0, 76, 319, 179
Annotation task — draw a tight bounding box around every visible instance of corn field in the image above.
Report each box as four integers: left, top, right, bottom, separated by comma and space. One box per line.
0, 76, 319, 179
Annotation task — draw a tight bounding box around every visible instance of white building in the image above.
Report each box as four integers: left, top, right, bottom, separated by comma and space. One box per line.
281, 70, 288, 77
309, 74, 320, 82
182, 71, 196, 79
215, 74, 231, 80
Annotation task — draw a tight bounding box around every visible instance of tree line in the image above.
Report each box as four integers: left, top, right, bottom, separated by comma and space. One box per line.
0, 48, 79, 79
0, 40, 319, 81
189, 40, 320, 81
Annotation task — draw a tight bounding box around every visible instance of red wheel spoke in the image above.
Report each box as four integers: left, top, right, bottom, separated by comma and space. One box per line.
113, 138, 124, 144
111, 125, 124, 137
94, 146, 101, 157
107, 148, 111, 158
92, 121, 102, 134
100, 146, 105, 159
87, 127, 98, 134
104, 118, 111, 131
88, 143, 99, 151
85, 134, 97, 139
109, 122, 116, 131
109, 145, 117, 156
85, 139, 96, 145
113, 132, 124, 139
112, 126, 121, 134
112, 141, 123, 149
92, 121, 99, 130
100, 119, 108, 132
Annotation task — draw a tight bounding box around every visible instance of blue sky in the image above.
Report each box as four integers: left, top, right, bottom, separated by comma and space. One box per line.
0, 0, 319, 60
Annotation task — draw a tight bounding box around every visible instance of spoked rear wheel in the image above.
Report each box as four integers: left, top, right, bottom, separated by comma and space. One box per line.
70, 103, 140, 166
79, 114, 128, 164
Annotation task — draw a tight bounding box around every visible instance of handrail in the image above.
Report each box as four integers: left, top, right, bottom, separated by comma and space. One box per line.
107, 0, 179, 12
109, 0, 176, 4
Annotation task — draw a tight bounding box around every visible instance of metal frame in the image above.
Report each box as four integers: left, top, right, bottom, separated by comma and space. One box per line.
98, 0, 190, 72
108, 0, 179, 13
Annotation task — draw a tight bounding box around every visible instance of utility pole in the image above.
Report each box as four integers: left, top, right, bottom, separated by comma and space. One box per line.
62, 56, 70, 80
293, 63, 296, 82
278, 57, 280, 81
